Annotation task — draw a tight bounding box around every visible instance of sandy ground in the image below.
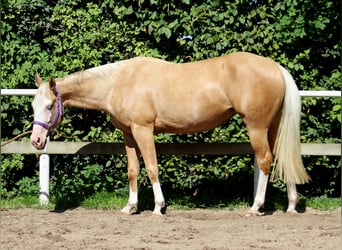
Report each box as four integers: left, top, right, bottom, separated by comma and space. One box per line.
1, 207, 340, 250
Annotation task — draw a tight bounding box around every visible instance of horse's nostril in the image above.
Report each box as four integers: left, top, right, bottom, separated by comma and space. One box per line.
37, 137, 40, 143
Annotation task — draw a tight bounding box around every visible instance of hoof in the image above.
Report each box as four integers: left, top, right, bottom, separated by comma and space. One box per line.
121, 207, 132, 215
121, 204, 137, 215
286, 208, 298, 214
152, 210, 164, 216
245, 210, 264, 217
151, 201, 165, 216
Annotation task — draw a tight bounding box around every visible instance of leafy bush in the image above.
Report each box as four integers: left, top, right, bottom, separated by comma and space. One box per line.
1, 0, 340, 204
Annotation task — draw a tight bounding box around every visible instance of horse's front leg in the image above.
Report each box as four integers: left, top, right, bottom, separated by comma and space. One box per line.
121, 133, 140, 214
131, 124, 165, 216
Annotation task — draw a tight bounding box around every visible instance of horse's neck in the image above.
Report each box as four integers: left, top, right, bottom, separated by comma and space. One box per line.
58, 65, 118, 111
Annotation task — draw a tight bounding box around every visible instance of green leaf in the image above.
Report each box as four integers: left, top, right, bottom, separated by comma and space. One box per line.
332, 104, 341, 112
164, 27, 172, 39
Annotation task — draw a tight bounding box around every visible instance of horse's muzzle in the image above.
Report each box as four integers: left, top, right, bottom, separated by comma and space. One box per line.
30, 125, 48, 150
30, 136, 46, 150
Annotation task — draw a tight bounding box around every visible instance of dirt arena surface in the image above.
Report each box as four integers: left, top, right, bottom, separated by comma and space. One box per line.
1, 207, 340, 250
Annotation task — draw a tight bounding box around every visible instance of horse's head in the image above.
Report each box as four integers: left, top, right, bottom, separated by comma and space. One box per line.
30, 73, 63, 149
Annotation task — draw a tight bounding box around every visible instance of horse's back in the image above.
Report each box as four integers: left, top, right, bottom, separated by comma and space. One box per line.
129, 52, 286, 113
123, 52, 283, 89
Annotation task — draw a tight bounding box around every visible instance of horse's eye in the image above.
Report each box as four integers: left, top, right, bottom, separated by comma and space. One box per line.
47, 104, 53, 110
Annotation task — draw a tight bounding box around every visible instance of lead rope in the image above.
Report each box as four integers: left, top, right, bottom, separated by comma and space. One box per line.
1, 130, 33, 147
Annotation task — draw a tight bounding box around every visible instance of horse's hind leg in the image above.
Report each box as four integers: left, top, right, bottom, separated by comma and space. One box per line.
268, 115, 299, 213
286, 182, 299, 213
246, 127, 273, 216
248, 167, 269, 216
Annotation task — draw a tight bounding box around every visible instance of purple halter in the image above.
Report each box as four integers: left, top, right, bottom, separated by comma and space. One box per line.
33, 84, 63, 132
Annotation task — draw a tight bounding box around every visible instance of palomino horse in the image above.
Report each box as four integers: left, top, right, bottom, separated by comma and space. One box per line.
30, 52, 310, 216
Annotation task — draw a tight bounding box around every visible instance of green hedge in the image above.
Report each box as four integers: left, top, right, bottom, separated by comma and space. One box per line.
1, 0, 340, 203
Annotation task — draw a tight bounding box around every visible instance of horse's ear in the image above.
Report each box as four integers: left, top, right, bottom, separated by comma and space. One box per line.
49, 76, 56, 93
35, 73, 43, 87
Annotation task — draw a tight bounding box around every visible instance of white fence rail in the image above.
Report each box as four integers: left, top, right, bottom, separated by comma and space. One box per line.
1, 89, 341, 205
2, 141, 340, 156
1, 89, 38, 96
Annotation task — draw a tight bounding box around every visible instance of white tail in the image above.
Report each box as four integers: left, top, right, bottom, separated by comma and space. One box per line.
271, 65, 311, 184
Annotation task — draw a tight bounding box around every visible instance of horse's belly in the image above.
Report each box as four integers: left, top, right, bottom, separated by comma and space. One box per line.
154, 107, 235, 134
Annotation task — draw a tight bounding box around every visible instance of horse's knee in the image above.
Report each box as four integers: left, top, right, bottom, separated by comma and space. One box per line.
127, 164, 140, 195
128, 163, 139, 179
146, 165, 159, 183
